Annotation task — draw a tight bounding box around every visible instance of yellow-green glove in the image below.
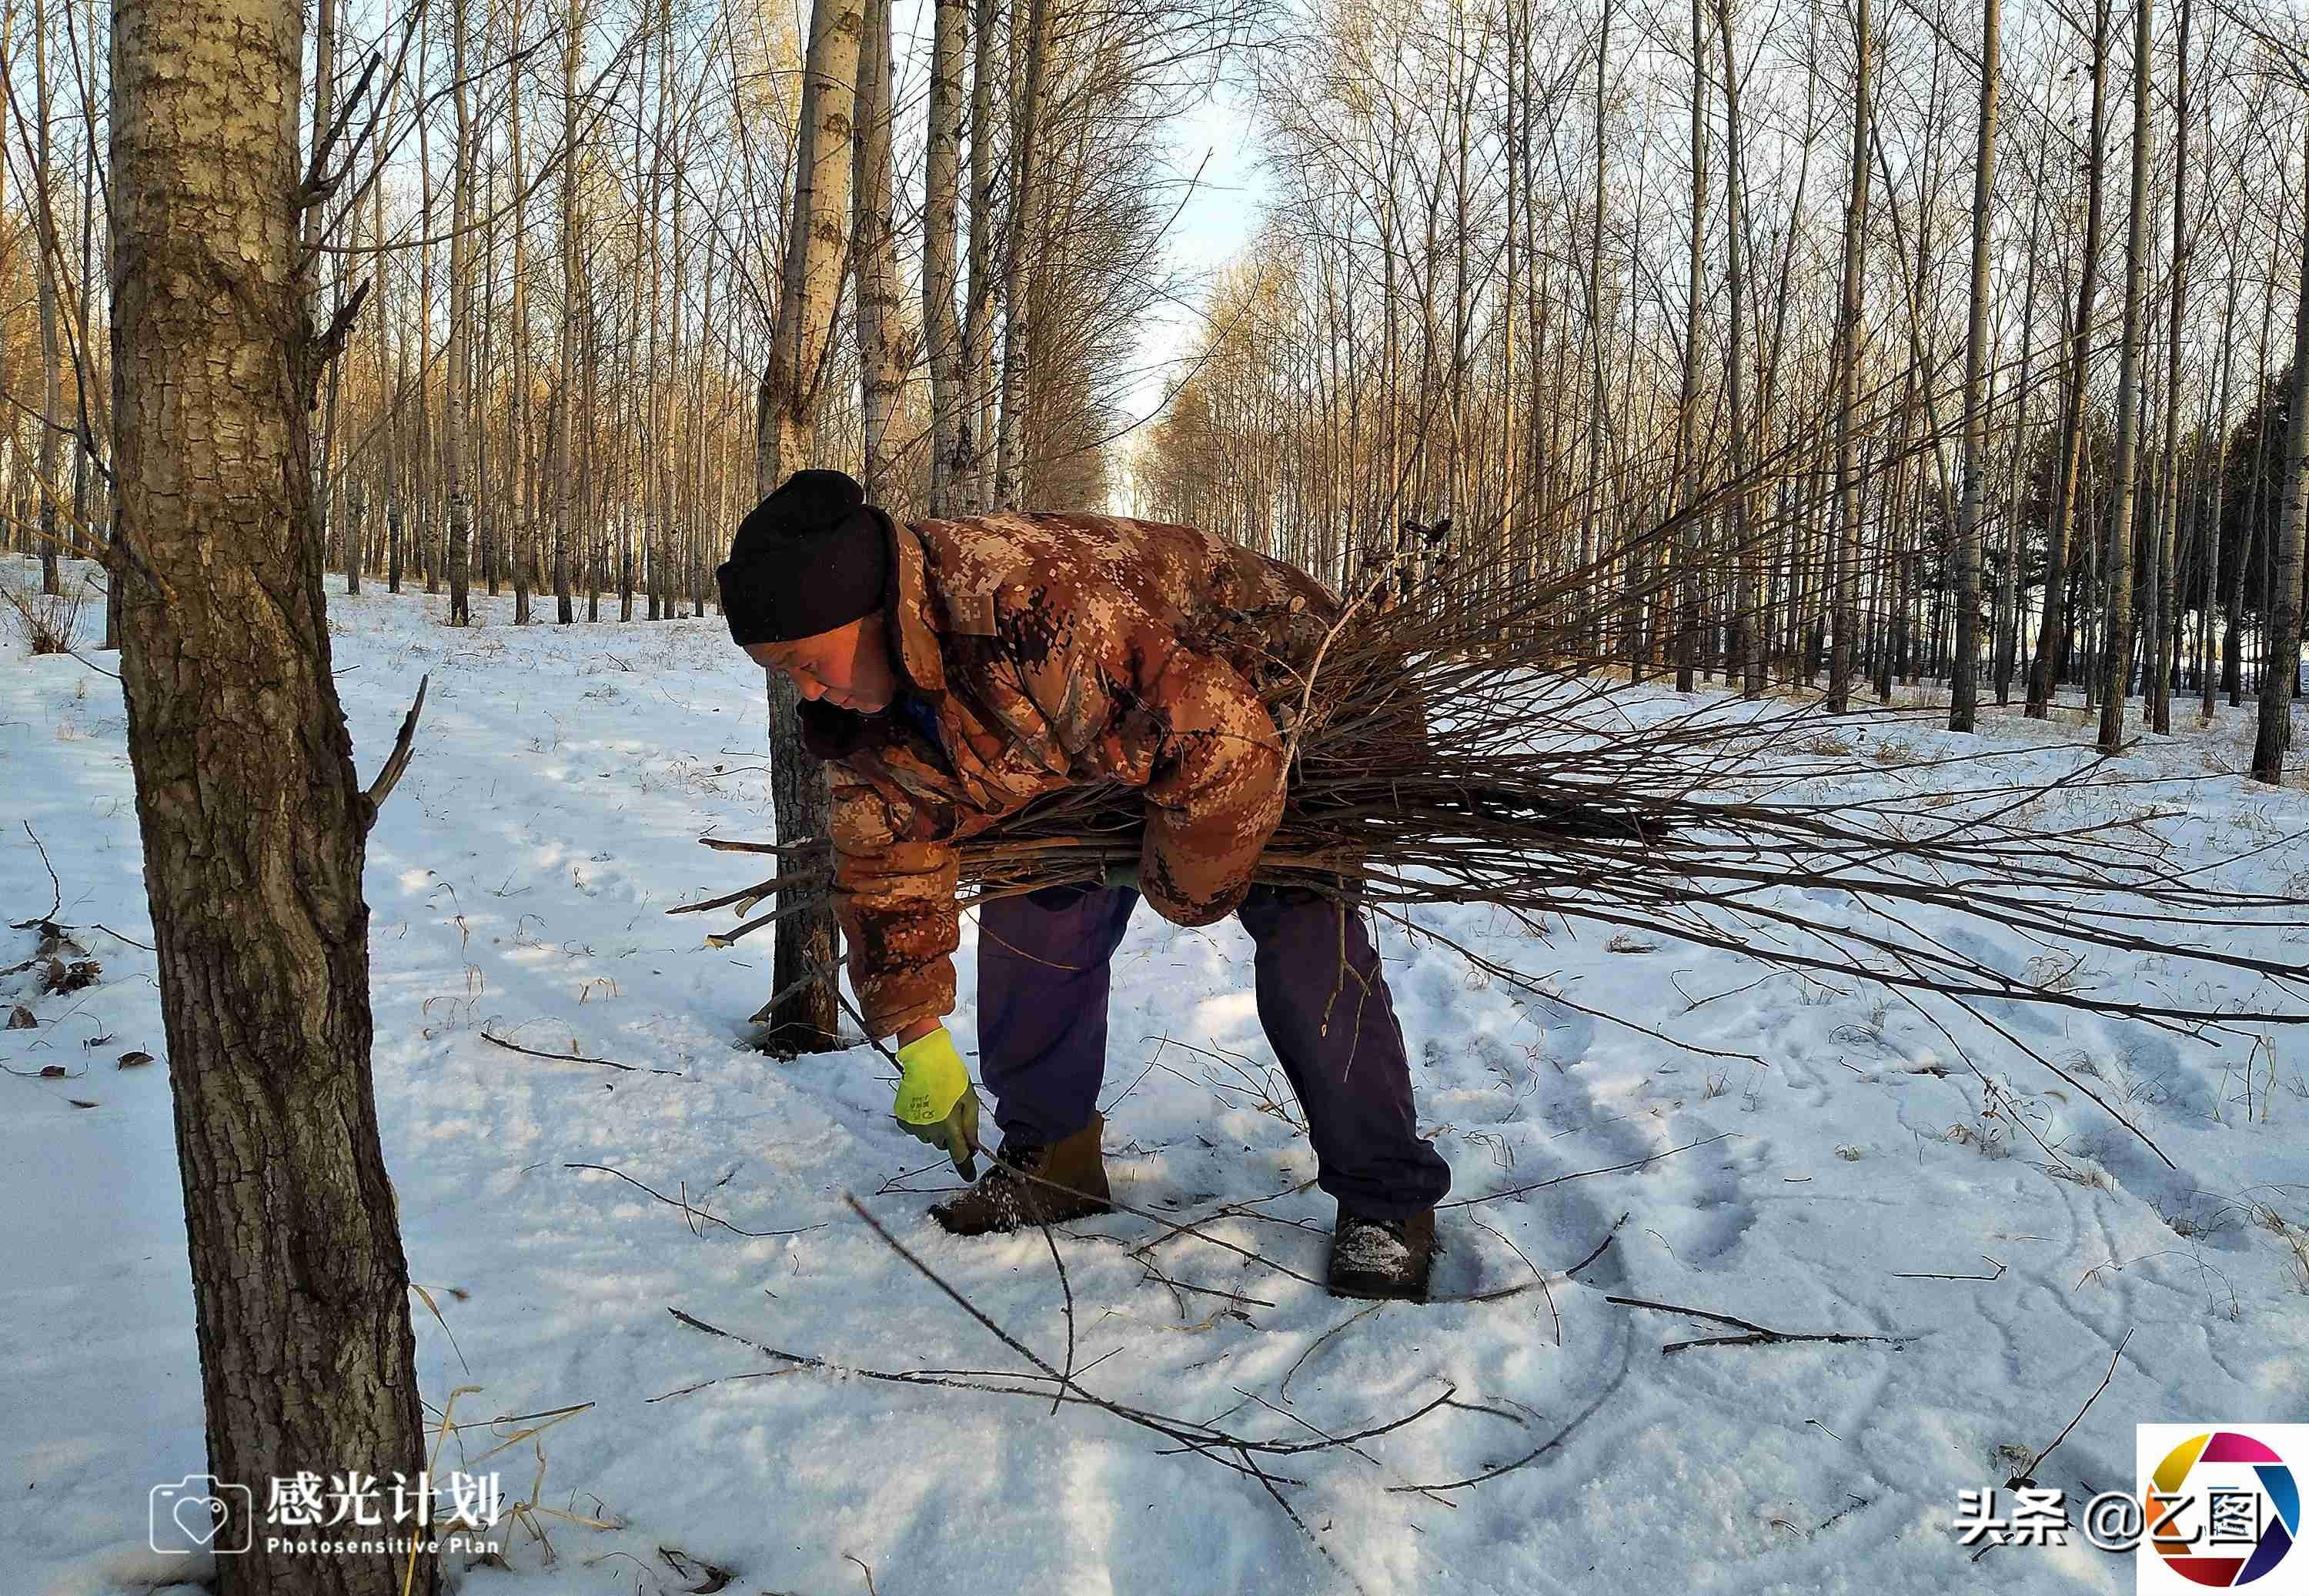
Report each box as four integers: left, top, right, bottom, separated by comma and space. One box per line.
894, 1026, 981, 1179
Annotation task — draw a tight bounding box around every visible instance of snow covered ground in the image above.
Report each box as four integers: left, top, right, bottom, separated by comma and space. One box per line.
4, 560, 2307, 1596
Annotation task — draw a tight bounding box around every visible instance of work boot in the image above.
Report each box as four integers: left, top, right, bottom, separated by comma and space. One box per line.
1326, 1204, 1437, 1302
930, 1114, 1112, 1236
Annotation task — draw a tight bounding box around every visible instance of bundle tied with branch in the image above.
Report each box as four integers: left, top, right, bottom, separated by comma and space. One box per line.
686, 428, 2309, 1161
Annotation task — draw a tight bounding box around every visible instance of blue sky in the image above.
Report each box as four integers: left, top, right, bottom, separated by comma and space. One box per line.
879, 0, 1270, 476
1111, 74, 1268, 494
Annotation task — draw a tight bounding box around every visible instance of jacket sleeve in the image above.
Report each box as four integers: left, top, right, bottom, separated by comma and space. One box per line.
827, 767, 960, 1038
1136, 647, 1287, 927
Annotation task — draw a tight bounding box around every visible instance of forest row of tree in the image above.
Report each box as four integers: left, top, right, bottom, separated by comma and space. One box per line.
1128, 0, 2309, 767
6, 0, 2309, 763
1, 0, 1211, 617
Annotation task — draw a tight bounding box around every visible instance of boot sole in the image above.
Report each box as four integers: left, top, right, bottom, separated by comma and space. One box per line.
930, 1195, 1112, 1237
1325, 1271, 1432, 1304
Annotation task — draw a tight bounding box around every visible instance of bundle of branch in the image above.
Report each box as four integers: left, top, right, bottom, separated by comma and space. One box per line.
697, 536, 2309, 1031
690, 385, 2309, 1159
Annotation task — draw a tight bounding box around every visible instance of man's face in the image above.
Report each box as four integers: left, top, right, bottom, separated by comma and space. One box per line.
745, 613, 897, 714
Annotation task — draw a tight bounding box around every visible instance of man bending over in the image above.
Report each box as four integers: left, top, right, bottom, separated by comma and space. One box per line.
717, 469, 1449, 1301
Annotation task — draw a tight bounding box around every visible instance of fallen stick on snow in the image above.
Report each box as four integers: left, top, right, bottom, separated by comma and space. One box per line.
562, 1162, 826, 1240
1605, 1293, 1915, 1356
480, 1026, 686, 1077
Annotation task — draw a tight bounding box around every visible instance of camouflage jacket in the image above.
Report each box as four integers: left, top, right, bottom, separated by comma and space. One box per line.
796, 509, 1340, 1037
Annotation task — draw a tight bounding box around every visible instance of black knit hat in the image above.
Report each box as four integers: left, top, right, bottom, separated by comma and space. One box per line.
717, 469, 891, 646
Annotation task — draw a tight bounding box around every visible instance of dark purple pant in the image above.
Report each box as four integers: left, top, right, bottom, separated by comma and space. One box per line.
976, 883, 1451, 1219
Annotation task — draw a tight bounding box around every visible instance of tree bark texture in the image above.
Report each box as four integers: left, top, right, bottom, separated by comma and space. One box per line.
851, 0, 904, 499
957, 0, 999, 512
921, 0, 965, 515
758, 0, 860, 486
36, 0, 64, 597
1826, 0, 1872, 714
1673, 0, 1708, 694
1950, 0, 1999, 732
993, 0, 1051, 510
2094, 0, 2154, 755
2028, 0, 2110, 718
752, 0, 859, 1053
2251, 128, 2309, 785
440, 0, 471, 623
108, 0, 435, 1587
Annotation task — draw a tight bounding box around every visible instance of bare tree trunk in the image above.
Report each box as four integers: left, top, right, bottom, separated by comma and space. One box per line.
0, 19, 12, 576
383, 186, 404, 603
553, 0, 581, 626
2200, 244, 2241, 720
923, 0, 966, 515
645, 0, 670, 622
2149, 0, 2191, 735
305, 0, 339, 582
36, 0, 63, 596
507, 8, 534, 626
1585, 0, 1612, 665
2229, 241, 2274, 707
1996, 165, 2049, 706
1675, 0, 1709, 694
2028, 0, 2111, 717
753, 0, 861, 1052
993, 0, 1051, 509
957, 0, 998, 512
759, 0, 860, 481
373, 100, 399, 598
75, 0, 99, 629
1727, 0, 1755, 697
852, 0, 904, 500
109, 0, 435, 1587
2251, 128, 2309, 785
2094, 0, 2154, 755
1950, 0, 2000, 731
444, 0, 473, 624
411, 98, 434, 605
344, 484, 364, 593
581, 267, 600, 622
478, 165, 500, 599
1827, 0, 1873, 713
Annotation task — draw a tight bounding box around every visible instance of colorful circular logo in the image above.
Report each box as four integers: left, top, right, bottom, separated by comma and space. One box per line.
2146, 1431, 2301, 1586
